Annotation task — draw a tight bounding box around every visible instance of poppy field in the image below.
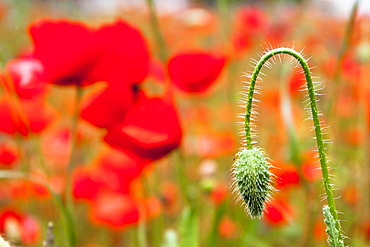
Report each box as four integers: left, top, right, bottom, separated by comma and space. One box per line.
0, 0, 369, 246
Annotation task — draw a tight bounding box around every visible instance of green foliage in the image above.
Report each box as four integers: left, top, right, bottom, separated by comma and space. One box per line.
179, 207, 199, 247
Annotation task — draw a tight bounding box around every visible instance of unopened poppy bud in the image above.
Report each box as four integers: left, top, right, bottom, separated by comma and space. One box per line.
233, 147, 272, 218
323, 205, 344, 247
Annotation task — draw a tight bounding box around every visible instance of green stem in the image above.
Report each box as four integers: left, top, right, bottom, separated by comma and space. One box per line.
137, 176, 149, 247
205, 202, 226, 247
326, 0, 359, 116
145, 0, 167, 62
137, 214, 148, 247
65, 86, 83, 225
335, 0, 359, 77
145, 0, 174, 100
174, 150, 192, 205
216, 0, 230, 45
244, 47, 343, 242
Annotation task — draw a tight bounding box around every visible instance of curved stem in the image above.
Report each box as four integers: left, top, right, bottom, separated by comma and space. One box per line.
244, 47, 343, 242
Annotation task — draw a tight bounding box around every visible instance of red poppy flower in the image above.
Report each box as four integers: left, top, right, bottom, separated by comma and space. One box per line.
104, 93, 182, 160
0, 98, 54, 136
1, 58, 46, 99
29, 19, 150, 87
219, 217, 238, 239
0, 145, 17, 167
301, 151, 321, 182
73, 149, 145, 202
237, 7, 268, 33
168, 52, 226, 93
99, 151, 145, 190
288, 68, 305, 97
89, 192, 139, 229
41, 128, 73, 167
72, 168, 102, 202
209, 183, 228, 205
80, 82, 137, 129
89, 20, 150, 85
0, 209, 40, 244
264, 199, 292, 226
9, 180, 49, 201
22, 99, 55, 134
272, 163, 300, 189
0, 99, 27, 135
313, 220, 326, 241
29, 20, 99, 86
232, 7, 268, 52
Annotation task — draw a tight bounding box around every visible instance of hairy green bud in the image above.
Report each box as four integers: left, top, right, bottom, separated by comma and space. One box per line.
323, 205, 344, 247
233, 147, 272, 218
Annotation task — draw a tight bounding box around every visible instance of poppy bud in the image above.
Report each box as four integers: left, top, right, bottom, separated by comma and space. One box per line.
323, 205, 344, 247
232, 147, 272, 218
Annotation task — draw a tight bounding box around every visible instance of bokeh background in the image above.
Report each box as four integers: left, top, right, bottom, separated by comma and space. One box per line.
0, 0, 369, 246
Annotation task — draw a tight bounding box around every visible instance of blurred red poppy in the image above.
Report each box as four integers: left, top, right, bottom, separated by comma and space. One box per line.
233, 6, 268, 53
1, 58, 46, 99
73, 149, 145, 202
104, 93, 182, 160
0, 144, 17, 167
89, 192, 140, 230
264, 199, 293, 226
81, 82, 137, 129
272, 162, 300, 189
89, 20, 150, 85
0, 99, 27, 135
288, 68, 305, 97
22, 99, 55, 134
9, 180, 49, 201
97, 150, 145, 194
168, 52, 226, 93
41, 128, 73, 167
29, 19, 150, 87
301, 151, 321, 182
0, 209, 40, 244
0, 98, 54, 136
237, 7, 268, 33
209, 183, 228, 205
219, 217, 238, 239
72, 168, 102, 202
29, 20, 99, 86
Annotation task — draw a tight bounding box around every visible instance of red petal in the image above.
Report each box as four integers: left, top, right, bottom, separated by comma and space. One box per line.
3, 58, 46, 99
104, 94, 182, 160
80, 82, 135, 129
168, 52, 226, 93
89, 20, 150, 84
29, 20, 99, 86
89, 193, 139, 229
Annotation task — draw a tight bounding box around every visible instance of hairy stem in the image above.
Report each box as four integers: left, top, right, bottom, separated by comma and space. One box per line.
244, 47, 343, 242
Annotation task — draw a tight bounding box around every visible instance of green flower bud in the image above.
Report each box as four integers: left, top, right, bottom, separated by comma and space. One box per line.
233, 147, 272, 218
323, 205, 344, 247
